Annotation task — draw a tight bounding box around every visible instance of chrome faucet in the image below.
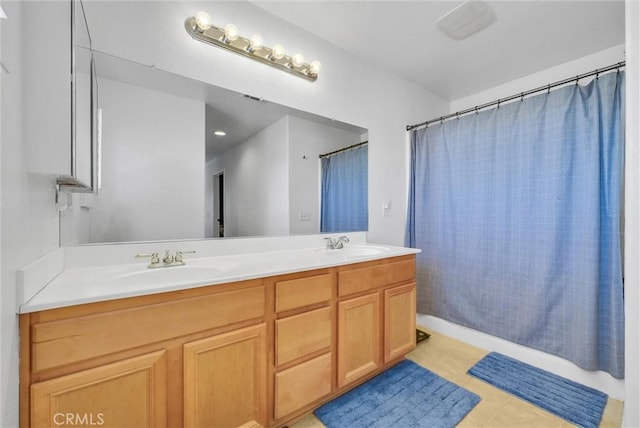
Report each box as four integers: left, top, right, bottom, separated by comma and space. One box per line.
324, 235, 350, 250
135, 250, 196, 269
162, 250, 174, 265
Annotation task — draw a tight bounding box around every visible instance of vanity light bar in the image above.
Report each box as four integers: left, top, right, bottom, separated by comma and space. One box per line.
184, 13, 321, 82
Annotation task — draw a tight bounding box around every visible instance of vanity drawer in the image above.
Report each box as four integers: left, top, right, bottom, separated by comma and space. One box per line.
31, 282, 265, 372
275, 273, 332, 312
276, 307, 331, 366
338, 257, 415, 297
275, 352, 332, 420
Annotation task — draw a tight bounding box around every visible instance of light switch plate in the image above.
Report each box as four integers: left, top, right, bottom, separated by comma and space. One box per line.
299, 212, 311, 221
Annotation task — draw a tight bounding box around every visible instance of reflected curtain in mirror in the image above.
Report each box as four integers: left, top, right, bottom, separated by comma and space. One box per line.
405, 71, 625, 378
321, 144, 368, 233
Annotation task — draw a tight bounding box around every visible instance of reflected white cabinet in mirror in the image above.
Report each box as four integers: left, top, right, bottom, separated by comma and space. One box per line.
25, 0, 98, 193
58, 0, 99, 192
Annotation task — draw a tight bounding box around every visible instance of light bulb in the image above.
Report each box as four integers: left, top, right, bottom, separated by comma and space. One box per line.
291, 53, 305, 68
309, 60, 322, 75
248, 34, 263, 51
214, 130, 226, 136
271, 44, 285, 60
223, 23, 239, 42
194, 11, 212, 31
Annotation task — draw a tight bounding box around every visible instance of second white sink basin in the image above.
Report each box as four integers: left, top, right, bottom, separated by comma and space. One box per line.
113, 264, 234, 287
322, 245, 391, 258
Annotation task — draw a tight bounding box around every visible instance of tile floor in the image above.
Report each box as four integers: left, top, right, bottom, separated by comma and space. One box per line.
292, 329, 624, 428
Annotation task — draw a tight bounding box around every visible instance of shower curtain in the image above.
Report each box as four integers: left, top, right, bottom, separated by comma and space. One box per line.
321, 144, 368, 233
405, 71, 625, 378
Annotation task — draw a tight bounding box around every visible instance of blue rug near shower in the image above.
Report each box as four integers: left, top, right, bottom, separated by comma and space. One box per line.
314, 359, 480, 428
468, 352, 608, 428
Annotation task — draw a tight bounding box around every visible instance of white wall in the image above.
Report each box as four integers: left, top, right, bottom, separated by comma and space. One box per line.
1, 2, 61, 426
206, 116, 290, 237
419, 44, 627, 400
81, 0, 449, 246
623, 1, 640, 425
288, 116, 362, 234
83, 77, 205, 243
450, 44, 625, 111
0, 7, 4, 427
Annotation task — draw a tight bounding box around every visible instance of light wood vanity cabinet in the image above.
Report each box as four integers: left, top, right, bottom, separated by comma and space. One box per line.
20, 255, 416, 428
184, 324, 267, 427
384, 283, 417, 363
21, 280, 267, 428
336, 257, 417, 388
273, 272, 333, 421
30, 351, 167, 427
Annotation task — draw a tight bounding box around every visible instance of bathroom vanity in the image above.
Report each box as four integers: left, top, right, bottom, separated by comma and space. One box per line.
18, 240, 417, 427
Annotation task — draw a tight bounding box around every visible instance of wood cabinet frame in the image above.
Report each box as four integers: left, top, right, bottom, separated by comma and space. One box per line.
19, 255, 416, 428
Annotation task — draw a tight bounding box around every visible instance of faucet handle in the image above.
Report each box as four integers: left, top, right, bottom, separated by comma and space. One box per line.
175, 250, 196, 263
335, 235, 350, 249
135, 252, 159, 267
324, 237, 336, 249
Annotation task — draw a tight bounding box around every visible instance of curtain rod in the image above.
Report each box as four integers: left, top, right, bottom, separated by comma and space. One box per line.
406, 61, 626, 132
319, 141, 368, 159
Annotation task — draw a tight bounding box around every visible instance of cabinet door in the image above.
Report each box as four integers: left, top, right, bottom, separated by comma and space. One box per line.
183, 324, 267, 428
337, 293, 381, 388
31, 350, 167, 428
384, 283, 417, 363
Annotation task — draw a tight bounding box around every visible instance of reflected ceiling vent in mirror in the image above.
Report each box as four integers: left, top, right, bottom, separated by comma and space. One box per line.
243, 94, 264, 102
185, 11, 321, 81
436, 0, 496, 40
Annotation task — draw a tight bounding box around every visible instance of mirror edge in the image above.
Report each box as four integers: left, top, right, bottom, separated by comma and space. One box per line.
57, 0, 98, 194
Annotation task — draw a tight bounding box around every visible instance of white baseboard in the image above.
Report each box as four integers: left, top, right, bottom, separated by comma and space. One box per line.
417, 314, 625, 400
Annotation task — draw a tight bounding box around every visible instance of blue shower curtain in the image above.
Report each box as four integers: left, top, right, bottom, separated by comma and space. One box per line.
406, 71, 625, 378
321, 144, 368, 233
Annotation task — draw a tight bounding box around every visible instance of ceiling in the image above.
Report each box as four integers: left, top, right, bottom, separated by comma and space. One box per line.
252, 1, 625, 100
87, 1, 624, 160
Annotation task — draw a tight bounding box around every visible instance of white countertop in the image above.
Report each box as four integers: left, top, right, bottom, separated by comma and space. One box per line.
19, 243, 420, 313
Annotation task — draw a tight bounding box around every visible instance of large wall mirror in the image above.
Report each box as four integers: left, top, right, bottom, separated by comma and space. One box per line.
60, 50, 368, 245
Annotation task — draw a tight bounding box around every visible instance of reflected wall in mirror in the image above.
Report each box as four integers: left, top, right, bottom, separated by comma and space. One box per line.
60, 51, 368, 245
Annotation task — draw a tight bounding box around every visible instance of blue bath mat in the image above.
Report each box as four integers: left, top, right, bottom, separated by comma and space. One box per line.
314, 359, 480, 428
468, 352, 607, 428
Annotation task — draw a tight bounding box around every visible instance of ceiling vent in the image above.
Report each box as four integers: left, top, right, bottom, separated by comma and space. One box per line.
436, 1, 496, 41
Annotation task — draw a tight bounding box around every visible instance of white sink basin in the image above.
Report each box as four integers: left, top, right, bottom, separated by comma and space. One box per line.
113, 264, 234, 287
321, 245, 391, 258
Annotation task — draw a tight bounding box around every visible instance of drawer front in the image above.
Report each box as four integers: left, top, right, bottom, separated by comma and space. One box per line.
338, 258, 415, 297
32, 283, 265, 372
275, 353, 332, 420
275, 273, 332, 312
276, 307, 331, 366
